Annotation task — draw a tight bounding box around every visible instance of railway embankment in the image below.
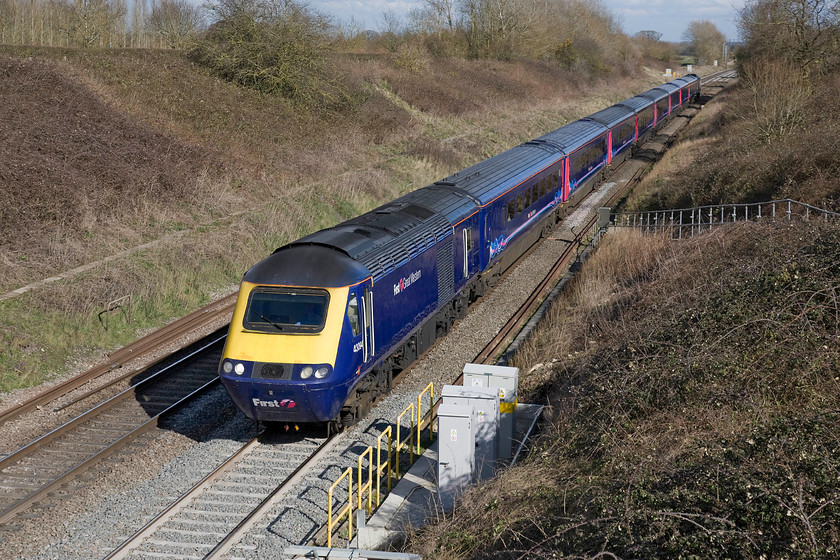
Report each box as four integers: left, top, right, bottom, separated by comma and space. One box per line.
0, 46, 672, 399
403, 65, 840, 558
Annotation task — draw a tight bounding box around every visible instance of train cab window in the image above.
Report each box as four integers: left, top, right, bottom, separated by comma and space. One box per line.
507, 200, 515, 221
347, 294, 361, 337
243, 287, 329, 334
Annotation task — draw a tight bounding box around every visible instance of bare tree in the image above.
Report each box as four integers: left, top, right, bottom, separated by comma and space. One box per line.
61, 0, 126, 47
423, 0, 458, 31
682, 19, 726, 65
148, 0, 203, 48
378, 7, 404, 51
739, 0, 840, 77
635, 30, 662, 41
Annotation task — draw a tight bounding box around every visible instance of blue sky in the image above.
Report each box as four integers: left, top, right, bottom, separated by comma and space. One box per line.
307, 0, 743, 43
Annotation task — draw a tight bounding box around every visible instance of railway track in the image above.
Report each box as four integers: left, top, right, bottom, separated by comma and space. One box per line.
0, 335, 227, 529
104, 430, 335, 560
0, 293, 236, 428
0, 70, 738, 558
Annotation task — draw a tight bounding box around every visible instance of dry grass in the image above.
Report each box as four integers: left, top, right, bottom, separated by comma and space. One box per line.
407, 223, 840, 559
0, 45, 662, 394
625, 65, 840, 214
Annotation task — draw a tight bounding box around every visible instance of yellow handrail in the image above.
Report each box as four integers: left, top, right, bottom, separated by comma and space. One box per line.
325, 383, 436, 548
327, 467, 353, 548
358, 446, 373, 515
417, 382, 435, 455
376, 426, 393, 505
395, 402, 415, 479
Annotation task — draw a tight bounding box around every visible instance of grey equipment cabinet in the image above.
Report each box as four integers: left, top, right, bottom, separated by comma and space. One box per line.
440, 384, 500, 482
462, 363, 519, 459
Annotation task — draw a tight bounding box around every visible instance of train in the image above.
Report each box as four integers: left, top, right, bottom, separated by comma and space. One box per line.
218, 74, 701, 429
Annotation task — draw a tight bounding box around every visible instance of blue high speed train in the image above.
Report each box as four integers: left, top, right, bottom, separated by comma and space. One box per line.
218, 74, 701, 428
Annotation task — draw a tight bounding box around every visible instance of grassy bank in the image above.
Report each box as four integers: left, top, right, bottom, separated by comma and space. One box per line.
0, 46, 664, 394
408, 222, 840, 559
403, 61, 840, 558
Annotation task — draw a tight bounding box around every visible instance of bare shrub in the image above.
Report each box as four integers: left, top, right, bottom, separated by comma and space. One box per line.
189, 0, 351, 107
394, 42, 430, 74
736, 57, 812, 144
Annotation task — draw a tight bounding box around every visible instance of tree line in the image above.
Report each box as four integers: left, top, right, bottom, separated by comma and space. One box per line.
0, 0, 203, 48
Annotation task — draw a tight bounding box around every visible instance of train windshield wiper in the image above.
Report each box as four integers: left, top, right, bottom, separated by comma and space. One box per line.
259, 314, 284, 331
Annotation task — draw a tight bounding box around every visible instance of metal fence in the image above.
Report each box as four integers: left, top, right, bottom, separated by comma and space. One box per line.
610, 199, 840, 239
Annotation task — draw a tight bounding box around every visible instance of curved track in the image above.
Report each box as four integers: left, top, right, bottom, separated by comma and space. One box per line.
1, 69, 737, 556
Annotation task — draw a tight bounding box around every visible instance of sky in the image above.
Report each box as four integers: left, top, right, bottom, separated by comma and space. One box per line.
307, 0, 744, 43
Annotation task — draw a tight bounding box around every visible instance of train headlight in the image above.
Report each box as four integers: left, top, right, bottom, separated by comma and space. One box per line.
300, 366, 314, 379
234, 363, 245, 375
222, 361, 233, 373
315, 366, 330, 379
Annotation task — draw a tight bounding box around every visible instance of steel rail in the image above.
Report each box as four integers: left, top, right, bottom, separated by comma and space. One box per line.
102, 433, 340, 560
0, 377, 221, 525
0, 293, 236, 427
102, 436, 264, 560
203, 434, 341, 560
0, 334, 226, 474
54, 328, 229, 411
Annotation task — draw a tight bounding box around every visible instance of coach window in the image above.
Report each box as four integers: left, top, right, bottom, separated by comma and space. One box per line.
507, 200, 515, 221
347, 294, 361, 337
532, 184, 539, 202
525, 189, 531, 208
516, 195, 523, 214
465, 227, 473, 251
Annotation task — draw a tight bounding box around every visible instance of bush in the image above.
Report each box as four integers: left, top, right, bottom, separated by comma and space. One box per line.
189, 0, 349, 106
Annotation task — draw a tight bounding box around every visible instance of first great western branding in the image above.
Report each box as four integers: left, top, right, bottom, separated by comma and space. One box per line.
393, 270, 422, 296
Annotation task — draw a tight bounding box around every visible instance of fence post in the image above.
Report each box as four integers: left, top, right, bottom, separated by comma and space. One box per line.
679, 211, 683, 239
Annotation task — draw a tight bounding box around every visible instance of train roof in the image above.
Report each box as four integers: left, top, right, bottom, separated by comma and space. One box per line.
584, 105, 636, 128
617, 96, 654, 112
533, 119, 608, 154
393, 184, 480, 226
670, 75, 699, 88
640, 87, 670, 102
244, 245, 370, 287
279, 200, 453, 282
674, 73, 700, 84
435, 143, 563, 206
